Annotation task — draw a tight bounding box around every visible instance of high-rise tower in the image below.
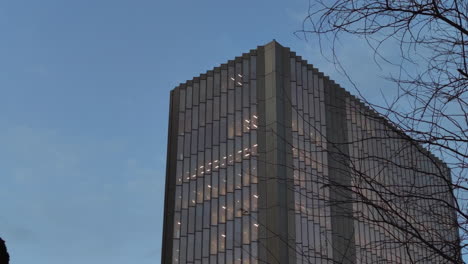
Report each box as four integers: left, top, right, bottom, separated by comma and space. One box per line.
162, 41, 459, 264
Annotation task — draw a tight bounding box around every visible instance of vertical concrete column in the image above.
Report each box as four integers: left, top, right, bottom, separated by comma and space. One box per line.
325, 83, 356, 264
257, 41, 294, 264
161, 89, 180, 264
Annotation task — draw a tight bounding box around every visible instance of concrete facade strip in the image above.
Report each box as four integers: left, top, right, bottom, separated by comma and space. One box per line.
162, 88, 180, 263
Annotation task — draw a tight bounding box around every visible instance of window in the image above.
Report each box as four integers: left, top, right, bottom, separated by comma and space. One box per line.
205, 124, 212, 148
212, 146, 219, 171
242, 59, 249, 81
175, 186, 182, 210
195, 231, 202, 259
235, 163, 242, 190
214, 71, 221, 97
172, 239, 180, 263
235, 138, 241, 162
242, 187, 250, 212
214, 97, 220, 121
235, 88, 242, 111
207, 75, 213, 99
242, 216, 250, 244
181, 209, 188, 235
250, 56, 256, 80
197, 178, 204, 203
183, 159, 190, 182
221, 68, 228, 92
187, 234, 195, 261
206, 100, 213, 124
235, 189, 242, 217
198, 127, 205, 153
180, 237, 187, 263
219, 223, 226, 251
213, 122, 219, 146
182, 184, 189, 209
228, 66, 234, 90
242, 160, 250, 187
251, 185, 257, 211
227, 166, 234, 193
227, 193, 234, 220
191, 131, 198, 155
210, 226, 218, 254
220, 118, 227, 143
203, 228, 210, 257
296, 62, 303, 85
178, 112, 185, 136
179, 89, 186, 111
174, 212, 181, 238
219, 195, 226, 223
185, 110, 192, 133
228, 115, 234, 139
251, 242, 258, 264
251, 213, 258, 241
221, 93, 228, 117
199, 104, 206, 127
212, 171, 219, 199
234, 220, 242, 258
242, 83, 250, 107
251, 132, 257, 157
250, 80, 256, 103
220, 143, 227, 167
228, 90, 235, 114
226, 221, 234, 249
219, 169, 226, 196
211, 199, 218, 226
190, 181, 197, 207
186, 86, 193, 109
176, 160, 184, 184
193, 82, 199, 106
203, 201, 211, 229
242, 133, 249, 158
228, 140, 234, 165
251, 157, 257, 184
200, 79, 207, 103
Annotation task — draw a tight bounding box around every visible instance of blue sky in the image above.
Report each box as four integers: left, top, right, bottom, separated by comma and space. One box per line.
0, 1, 399, 263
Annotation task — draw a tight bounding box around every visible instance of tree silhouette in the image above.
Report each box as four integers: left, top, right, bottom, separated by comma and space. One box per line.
0, 237, 9, 264
293, 0, 467, 262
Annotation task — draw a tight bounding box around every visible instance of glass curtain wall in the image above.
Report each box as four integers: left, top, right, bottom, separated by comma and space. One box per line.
346, 96, 456, 264
290, 56, 334, 264
167, 43, 457, 264
289, 52, 456, 264
171, 54, 260, 264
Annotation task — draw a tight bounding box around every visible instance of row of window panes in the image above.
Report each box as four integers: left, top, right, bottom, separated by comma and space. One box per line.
346, 97, 454, 263
173, 239, 259, 264
172, 56, 258, 263
177, 57, 257, 110
293, 61, 448, 262
290, 59, 334, 264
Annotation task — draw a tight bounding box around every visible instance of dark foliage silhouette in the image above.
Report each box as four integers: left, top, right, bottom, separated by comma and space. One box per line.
0, 237, 9, 264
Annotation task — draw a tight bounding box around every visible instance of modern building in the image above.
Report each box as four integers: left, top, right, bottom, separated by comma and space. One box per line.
162, 41, 459, 264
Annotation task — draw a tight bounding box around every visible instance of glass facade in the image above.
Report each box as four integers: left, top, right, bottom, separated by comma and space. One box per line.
170, 55, 259, 264
290, 58, 334, 264
289, 54, 457, 263
345, 96, 456, 264
163, 41, 458, 264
